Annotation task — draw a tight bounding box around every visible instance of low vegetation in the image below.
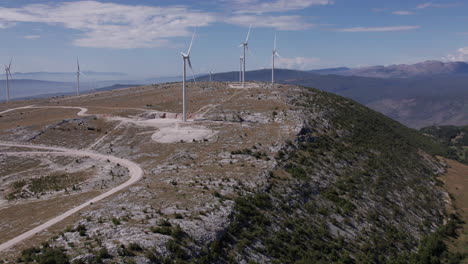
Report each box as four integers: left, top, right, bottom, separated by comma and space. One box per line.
191, 87, 463, 263
7, 172, 85, 200
17, 244, 69, 264
421, 125, 468, 164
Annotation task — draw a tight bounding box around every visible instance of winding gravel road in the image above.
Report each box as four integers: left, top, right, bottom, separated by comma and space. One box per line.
0, 105, 144, 252
0, 105, 89, 117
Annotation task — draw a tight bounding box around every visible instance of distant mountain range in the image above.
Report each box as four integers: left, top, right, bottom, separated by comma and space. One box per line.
0, 71, 130, 82
196, 66, 468, 128
313, 60, 468, 79
0, 71, 183, 84
197, 60, 468, 81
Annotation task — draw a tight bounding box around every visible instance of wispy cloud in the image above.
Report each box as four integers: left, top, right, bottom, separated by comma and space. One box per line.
225, 15, 313, 30
0, 1, 215, 49
276, 56, 322, 70
392, 10, 414, 15
416, 2, 459, 9
444, 47, 468, 61
23, 35, 40, 39
232, 0, 334, 14
371, 8, 388, 12
335, 26, 421, 32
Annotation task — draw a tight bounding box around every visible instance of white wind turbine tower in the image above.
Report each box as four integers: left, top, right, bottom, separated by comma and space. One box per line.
239, 56, 244, 83
76, 58, 87, 96
4, 58, 12, 103
239, 25, 251, 88
209, 71, 213, 82
272, 34, 281, 87
181, 31, 196, 122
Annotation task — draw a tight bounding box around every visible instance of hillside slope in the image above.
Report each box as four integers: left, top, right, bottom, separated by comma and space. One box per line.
420, 125, 468, 165
195, 86, 460, 263
0, 83, 462, 263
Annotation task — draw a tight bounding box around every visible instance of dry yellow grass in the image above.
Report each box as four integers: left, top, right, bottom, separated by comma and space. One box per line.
440, 158, 468, 262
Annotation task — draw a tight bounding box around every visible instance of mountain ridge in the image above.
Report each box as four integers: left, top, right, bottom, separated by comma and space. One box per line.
0, 82, 462, 263
340, 60, 468, 78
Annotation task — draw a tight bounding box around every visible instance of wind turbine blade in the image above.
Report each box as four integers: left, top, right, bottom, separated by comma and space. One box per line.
275, 51, 281, 58
187, 30, 195, 56
245, 24, 252, 43
187, 57, 192, 71
187, 58, 197, 84
77, 58, 80, 72
8, 58, 12, 69
79, 71, 88, 77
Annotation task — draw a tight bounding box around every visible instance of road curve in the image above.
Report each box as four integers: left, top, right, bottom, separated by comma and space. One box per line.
0, 142, 144, 252
0, 106, 89, 117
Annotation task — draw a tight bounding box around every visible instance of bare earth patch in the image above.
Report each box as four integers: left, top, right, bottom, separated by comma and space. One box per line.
440, 158, 468, 262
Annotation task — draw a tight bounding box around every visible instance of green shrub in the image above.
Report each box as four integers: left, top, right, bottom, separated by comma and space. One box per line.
128, 242, 143, 252
112, 218, 121, 225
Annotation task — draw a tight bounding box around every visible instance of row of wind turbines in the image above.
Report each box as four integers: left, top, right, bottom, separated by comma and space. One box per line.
180, 26, 281, 122
3, 26, 280, 124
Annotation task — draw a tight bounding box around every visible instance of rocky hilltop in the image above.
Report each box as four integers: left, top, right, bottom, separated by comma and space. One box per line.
0, 82, 461, 263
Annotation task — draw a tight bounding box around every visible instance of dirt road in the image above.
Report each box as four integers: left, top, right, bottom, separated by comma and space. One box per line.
0, 142, 143, 252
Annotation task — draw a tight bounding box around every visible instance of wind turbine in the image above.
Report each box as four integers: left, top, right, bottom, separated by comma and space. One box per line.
272, 34, 280, 87
76, 58, 87, 96
239, 56, 244, 83
4, 58, 12, 102
209, 71, 213, 82
239, 25, 251, 88
181, 31, 195, 122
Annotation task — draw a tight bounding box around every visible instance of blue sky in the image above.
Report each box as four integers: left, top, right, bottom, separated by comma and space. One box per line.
0, 0, 467, 78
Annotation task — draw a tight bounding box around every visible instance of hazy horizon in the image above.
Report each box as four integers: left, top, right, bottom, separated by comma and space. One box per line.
0, 0, 467, 77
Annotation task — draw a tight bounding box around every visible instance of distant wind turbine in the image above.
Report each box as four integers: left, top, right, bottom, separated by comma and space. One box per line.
181, 31, 196, 122
76, 58, 87, 96
239, 25, 251, 88
76, 59, 80, 96
4, 58, 12, 102
272, 34, 281, 87
209, 71, 213, 82
76, 58, 87, 95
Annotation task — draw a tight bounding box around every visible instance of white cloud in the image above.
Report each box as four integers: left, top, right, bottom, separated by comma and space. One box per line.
336, 26, 420, 32
276, 56, 322, 70
416, 2, 458, 9
392, 10, 414, 15
371, 8, 388, 12
0, 1, 215, 49
444, 47, 468, 61
225, 15, 312, 30
416, 3, 433, 9
23, 35, 40, 39
233, 0, 334, 14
